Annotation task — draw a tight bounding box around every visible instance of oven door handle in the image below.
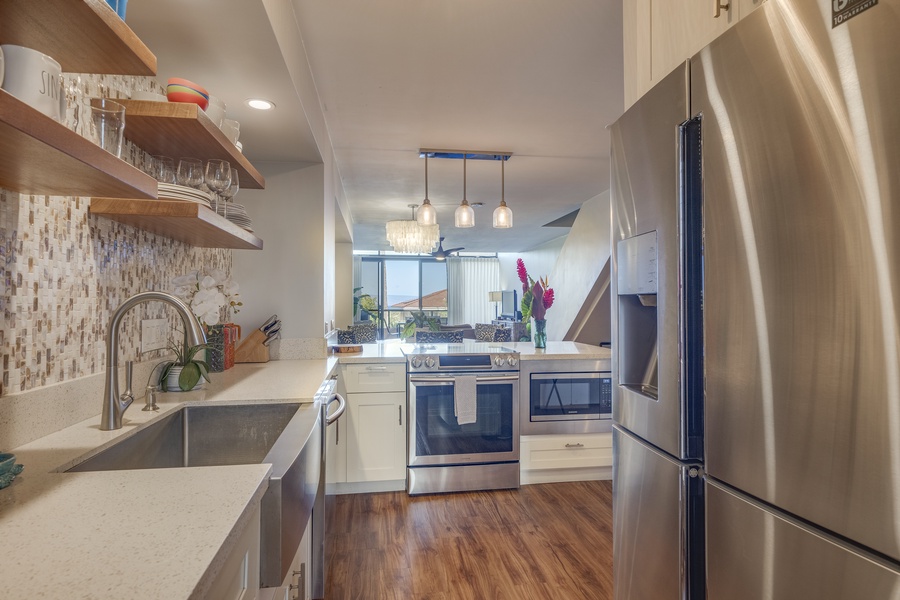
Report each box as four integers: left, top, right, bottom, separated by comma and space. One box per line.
475, 375, 519, 382
409, 374, 519, 384
409, 376, 455, 385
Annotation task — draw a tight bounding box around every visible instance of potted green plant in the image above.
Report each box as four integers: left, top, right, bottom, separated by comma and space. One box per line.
401, 311, 441, 341
159, 341, 215, 391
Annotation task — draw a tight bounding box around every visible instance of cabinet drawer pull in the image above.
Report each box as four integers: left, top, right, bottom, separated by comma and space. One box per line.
365, 366, 388, 371
399, 405, 402, 426
714, 0, 729, 18
565, 443, 585, 448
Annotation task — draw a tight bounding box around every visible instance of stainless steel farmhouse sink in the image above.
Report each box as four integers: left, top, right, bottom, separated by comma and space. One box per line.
68, 402, 322, 587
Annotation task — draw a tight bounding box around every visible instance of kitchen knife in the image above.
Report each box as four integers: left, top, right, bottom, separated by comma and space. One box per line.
260, 315, 278, 332
263, 328, 281, 346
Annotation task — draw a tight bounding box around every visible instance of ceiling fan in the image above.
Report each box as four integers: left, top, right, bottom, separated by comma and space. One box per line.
431, 237, 464, 261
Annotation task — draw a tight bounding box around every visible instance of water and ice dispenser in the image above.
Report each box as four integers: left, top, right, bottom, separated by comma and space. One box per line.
616, 231, 659, 399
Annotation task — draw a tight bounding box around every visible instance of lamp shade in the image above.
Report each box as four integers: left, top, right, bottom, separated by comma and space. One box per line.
455, 201, 475, 227
416, 199, 437, 226
488, 291, 503, 302
493, 200, 513, 228
493, 158, 513, 228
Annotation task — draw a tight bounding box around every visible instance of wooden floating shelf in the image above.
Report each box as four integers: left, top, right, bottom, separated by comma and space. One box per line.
0, 0, 156, 75
90, 198, 264, 250
118, 100, 266, 190
0, 90, 157, 199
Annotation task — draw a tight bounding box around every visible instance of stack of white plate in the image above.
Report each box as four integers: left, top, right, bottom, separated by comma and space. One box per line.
215, 202, 253, 231
158, 183, 212, 208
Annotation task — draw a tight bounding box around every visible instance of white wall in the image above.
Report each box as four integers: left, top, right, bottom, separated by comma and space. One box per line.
498, 237, 566, 292
234, 161, 326, 344
498, 236, 567, 303
547, 191, 611, 340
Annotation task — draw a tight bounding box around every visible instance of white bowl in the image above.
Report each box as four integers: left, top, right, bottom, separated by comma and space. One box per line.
1, 45, 64, 121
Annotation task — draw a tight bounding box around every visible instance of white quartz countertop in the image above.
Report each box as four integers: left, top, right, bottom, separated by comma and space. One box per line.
503, 341, 610, 360
0, 358, 339, 600
329, 339, 609, 362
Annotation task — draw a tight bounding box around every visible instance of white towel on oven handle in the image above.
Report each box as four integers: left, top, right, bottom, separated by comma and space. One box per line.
454, 375, 478, 425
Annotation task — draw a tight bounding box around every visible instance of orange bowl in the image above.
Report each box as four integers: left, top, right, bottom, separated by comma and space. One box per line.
166, 77, 209, 110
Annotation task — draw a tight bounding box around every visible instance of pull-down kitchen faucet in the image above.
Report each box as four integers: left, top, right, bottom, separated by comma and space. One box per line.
100, 291, 206, 431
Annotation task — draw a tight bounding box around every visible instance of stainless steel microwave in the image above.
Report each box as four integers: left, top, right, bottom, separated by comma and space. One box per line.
520, 359, 612, 435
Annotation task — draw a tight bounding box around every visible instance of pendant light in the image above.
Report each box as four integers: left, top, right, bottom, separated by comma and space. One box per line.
493, 158, 513, 228
454, 153, 475, 228
416, 154, 437, 226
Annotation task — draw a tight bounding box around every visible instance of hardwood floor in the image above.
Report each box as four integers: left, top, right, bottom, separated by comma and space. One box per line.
325, 480, 614, 599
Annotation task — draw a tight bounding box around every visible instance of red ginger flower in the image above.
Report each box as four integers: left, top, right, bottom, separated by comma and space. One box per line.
543, 287, 554, 310
516, 258, 528, 284
516, 259, 529, 294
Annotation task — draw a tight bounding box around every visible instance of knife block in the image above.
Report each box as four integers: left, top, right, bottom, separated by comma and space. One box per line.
234, 329, 270, 363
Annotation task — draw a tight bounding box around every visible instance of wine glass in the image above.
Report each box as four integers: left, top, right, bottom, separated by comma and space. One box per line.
177, 158, 204, 189
219, 170, 239, 217
204, 160, 232, 208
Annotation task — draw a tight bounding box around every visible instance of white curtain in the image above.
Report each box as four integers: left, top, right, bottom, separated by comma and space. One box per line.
447, 257, 500, 326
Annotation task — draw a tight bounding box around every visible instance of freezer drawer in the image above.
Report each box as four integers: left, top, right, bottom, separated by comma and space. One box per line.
613, 426, 704, 600
706, 478, 900, 599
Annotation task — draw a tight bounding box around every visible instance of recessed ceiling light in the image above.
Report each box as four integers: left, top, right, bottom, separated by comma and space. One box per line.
246, 99, 275, 110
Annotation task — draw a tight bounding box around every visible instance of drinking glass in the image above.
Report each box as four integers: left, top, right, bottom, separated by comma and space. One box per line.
177, 158, 204, 189
204, 160, 232, 197
88, 98, 126, 158
152, 156, 176, 184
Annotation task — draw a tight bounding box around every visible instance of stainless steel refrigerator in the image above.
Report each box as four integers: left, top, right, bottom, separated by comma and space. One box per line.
611, 1, 900, 598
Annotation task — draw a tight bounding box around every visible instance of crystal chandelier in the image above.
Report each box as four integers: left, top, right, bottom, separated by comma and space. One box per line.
386, 204, 440, 254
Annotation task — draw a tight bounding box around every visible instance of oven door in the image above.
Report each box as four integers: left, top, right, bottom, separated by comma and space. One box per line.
408, 373, 519, 467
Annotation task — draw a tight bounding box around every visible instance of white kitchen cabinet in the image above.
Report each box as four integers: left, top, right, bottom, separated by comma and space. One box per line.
520, 433, 613, 485
328, 362, 407, 493
203, 504, 261, 600
624, 0, 767, 109
346, 390, 406, 482
650, 0, 736, 84
738, 0, 766, 19
623, 0, 652, 109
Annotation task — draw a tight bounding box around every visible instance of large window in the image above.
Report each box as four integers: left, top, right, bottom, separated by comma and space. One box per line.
355, 257, 448, 338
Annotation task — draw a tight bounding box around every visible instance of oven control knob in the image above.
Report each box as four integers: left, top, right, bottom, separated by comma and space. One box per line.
410, 356, 423, 369
494, 356, 504, 367
507, 356, 518, 367
424, 357, 436, 369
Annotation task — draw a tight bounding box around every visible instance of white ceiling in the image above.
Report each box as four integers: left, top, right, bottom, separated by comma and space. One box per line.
126, 0, 623, 253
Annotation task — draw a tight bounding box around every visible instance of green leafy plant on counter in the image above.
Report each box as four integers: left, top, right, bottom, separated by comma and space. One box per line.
158, 341, 216, 391
401, 311, 441, 340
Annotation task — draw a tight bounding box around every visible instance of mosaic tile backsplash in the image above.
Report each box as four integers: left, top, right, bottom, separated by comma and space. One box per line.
0, 74, 231, 397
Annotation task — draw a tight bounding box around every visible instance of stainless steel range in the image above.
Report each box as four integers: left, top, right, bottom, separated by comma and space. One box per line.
405, 343, 520, 495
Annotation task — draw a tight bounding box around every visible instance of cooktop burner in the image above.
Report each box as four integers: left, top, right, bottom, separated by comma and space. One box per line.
403, 341, 519, 372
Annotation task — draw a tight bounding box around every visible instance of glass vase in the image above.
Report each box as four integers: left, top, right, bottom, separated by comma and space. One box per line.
533, 318, 547, 349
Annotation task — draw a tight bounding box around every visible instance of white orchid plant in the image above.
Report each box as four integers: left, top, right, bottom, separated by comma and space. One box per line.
172, 269, 242, 327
